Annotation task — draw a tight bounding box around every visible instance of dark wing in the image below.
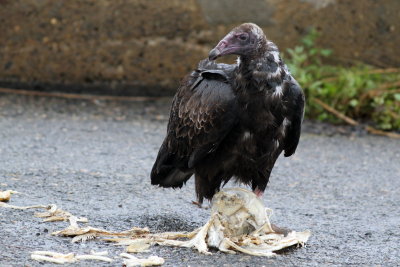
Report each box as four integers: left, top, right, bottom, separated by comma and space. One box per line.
281, 77, 305, 157
151, 60, 238, 188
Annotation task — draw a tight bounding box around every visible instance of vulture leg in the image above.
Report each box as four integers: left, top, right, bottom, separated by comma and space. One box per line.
252, 146, 284, 197
254, 188, 264, 198
194, 174, 206, 205
252, 170, 270, 198
195, 173, 222, 204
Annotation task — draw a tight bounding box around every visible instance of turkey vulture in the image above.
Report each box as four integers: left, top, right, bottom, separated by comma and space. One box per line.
151, 23, 305, 203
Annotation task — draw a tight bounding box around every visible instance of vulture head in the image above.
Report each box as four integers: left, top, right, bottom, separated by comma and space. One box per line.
209, 23, 267, 61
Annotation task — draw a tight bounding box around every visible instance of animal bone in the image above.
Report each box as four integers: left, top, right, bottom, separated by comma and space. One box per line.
34, 204, 88, 223
8, 187, 310, 261
0, 190, 18, 202
0, 201, 87, 223
120, 253, 164, 267
52, 216, 151, 243
108, 188, 310, 257
31, 250, 114, 264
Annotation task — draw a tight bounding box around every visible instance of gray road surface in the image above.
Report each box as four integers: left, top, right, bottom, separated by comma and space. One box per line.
0, 94, 399, 266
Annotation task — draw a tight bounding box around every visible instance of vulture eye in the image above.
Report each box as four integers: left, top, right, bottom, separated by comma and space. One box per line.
238, 34, 248, 41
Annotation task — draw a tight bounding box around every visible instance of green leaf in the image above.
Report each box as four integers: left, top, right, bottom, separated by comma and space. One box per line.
309, 48, 317, 56
302, 36, 315, 48
349, 99, 358, 107
294, 46, 304, 54
320, 49, 333, 57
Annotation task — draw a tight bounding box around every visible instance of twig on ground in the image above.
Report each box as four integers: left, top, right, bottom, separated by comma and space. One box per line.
311, 97, 400, 139
365, 68, 400, 75
360, 81, 400, 100
364, 126, 400, 139
312, 98, 358, 126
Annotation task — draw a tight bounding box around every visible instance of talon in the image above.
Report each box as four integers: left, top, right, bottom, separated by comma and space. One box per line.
191, 201, 203, 208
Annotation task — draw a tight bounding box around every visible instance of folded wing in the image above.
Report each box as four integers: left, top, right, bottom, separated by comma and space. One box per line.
282, 78, 305, 157
151, 61, 238, 188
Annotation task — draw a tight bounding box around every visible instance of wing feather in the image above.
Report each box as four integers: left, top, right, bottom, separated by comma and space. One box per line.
151, 62, 238, 187
172, 74, 237, 156
281, 78, 305, 157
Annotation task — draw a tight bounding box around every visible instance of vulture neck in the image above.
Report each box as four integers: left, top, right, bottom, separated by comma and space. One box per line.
235, 41, 284, 95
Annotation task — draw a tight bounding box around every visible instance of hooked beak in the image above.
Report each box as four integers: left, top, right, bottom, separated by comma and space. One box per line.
208, 47, 221, 61
208, 33, 238, 60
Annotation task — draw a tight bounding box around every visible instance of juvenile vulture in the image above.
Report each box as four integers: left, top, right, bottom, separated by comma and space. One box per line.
151, 23, 305, 204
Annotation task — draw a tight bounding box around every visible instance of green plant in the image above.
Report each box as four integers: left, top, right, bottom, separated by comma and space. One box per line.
284, 29, 400, 131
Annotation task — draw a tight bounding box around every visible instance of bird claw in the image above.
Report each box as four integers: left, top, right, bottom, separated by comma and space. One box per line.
191, 201, 209, 210
191, 200, 202, 208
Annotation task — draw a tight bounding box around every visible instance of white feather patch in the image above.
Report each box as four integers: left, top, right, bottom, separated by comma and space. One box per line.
280, 118, 291, 137
283, 118, 291, 127
274, 139, 280, 149
273, 85, 283, 96
236, 57, 241, 66
242, 131, 251, 141
270, 51, 280, 62
267, 68, 281, 79
266, 41, 278, 51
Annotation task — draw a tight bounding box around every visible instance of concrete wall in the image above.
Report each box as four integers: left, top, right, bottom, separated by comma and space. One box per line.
0, 0, 399, 95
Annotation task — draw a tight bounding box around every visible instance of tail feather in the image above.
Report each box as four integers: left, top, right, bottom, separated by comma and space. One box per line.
151, 145, 193, 188
151, 166, 192, 188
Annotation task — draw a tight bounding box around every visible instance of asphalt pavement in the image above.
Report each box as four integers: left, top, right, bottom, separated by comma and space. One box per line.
0, 94, 399, 266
